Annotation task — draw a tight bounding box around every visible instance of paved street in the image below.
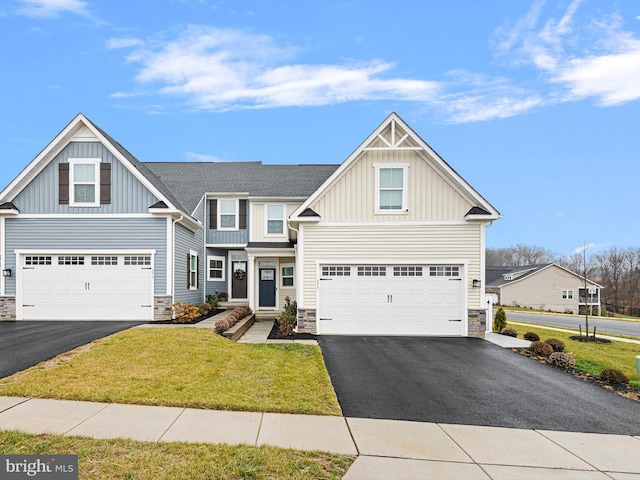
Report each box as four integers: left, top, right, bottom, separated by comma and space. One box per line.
504, 311, 640, 337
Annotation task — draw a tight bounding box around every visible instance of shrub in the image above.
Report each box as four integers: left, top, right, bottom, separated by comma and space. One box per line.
215, 306, 253, 334
549, 352, 575, 369
499, 327, 517, 337
545, 338, 565, 352
493, 307, 507, 332
199, 302, 212, 314
530, 340, 553, 357
172, 302, 201, 323
523, 332, 540, 341
205, 294, 220, 310
599, 369, 629, 385
276, 296, 298, 336
217, 292, 229, 302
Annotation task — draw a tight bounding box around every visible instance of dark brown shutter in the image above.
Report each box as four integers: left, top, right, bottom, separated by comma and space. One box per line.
196, 255, 199, 289
209, 199, 217, 229
239, 199, 247, 229
100, 163, 111, 205
100, 163, 111, 204
187, 253, 191, 289
59, 163, 69, 204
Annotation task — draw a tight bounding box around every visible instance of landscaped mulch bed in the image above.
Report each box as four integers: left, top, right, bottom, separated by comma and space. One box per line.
513, 348, 640, 403
148, 309, 224, 325
267, 320, 317, 340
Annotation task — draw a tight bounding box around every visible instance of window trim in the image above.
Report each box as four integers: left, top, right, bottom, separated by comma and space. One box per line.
207, 255, 225, 281
562, 290, 574, 299
265, 204, 286, 237
69, 158, 101, 207
374, 163, 409, 214
218, 199, 239, 231
281, 263, 295, 288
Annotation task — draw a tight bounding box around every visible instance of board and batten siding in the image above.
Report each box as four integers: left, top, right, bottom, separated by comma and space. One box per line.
174, 222, 205, 305
205, 199, 249, 245
13, 142, 159, 214
3, 217, 167, 295
250, 203, 300, 242
309, 150, 473, 222
300, 223, 482, 309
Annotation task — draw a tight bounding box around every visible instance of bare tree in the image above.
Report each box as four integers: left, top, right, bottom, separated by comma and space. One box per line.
596, 247, 626, 313
486, 244, 558, 266
575, 242, 597, 338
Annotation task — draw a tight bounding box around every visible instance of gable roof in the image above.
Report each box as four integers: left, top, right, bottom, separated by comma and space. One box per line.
143, 162, 339, 213
0, 113, 200, 228
486, 263, 603, 288
291, 112, 501, 222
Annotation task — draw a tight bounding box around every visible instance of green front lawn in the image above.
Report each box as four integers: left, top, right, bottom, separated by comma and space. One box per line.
507, 324, 640, 387
0, 430, 354, 480
0, 328, 342, 416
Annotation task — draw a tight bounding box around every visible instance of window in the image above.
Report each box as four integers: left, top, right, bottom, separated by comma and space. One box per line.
281, 265, 294, 287
266, 204, 285, 235
218, 199, 238, 230
208, 256, 225, 281
395, 266, 423, 277
25, 256, 51, 266
562, 290, 573, 299
375, 164, 408, 212
429, 266, 459, 277
189, 251, 198, 290
322, 266, 351, 277
358, 266, 387, 276
69, 159, 100, 207
124, 256, 151, 266
91, 256, 118, 266
58, 256, 85, 266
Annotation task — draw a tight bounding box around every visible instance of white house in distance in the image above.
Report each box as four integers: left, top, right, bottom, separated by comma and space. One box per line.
485, 264, 603, 315
0, 112, 502, 337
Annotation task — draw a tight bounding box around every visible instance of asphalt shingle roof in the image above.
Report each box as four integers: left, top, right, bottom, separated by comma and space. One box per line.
143, 162, 339, 213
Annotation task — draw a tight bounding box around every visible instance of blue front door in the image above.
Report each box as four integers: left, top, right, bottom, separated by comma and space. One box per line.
259, 268, 276, 307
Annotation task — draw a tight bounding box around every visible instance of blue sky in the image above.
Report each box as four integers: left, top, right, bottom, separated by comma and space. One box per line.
1, 0, 639, 257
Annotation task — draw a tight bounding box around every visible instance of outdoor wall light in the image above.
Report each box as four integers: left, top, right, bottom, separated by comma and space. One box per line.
472, 279, 481, 288
2, 269, 11, 277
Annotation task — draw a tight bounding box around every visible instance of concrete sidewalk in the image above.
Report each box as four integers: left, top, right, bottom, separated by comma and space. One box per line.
1, 396, 639, 479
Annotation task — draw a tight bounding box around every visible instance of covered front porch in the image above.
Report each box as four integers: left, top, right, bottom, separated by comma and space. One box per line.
245, 242, 296, 315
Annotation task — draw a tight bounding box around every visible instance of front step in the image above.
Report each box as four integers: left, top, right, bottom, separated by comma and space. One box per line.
219, 301, 249, 309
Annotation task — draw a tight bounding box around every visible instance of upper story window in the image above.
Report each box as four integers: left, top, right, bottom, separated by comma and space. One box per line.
375, 163, 408, 213
69, 158, 101, 207
218, 199, 238, 230
266, 204, 285, 236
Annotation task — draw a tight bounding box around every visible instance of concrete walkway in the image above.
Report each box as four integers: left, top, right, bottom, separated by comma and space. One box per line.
1, 395, 639, 479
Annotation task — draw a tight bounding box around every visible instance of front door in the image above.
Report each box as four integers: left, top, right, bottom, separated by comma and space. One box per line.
231, 261, 247, 299
259, 268, 276, 308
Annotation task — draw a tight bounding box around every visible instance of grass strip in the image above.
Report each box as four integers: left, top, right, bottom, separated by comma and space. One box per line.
508, 323, 640, 387
0, 430, 354, 480
0, 329, 341, 416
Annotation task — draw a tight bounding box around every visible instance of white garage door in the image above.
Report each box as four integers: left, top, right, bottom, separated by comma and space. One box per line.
20, 254, 154, 320
318, 264, 464, 335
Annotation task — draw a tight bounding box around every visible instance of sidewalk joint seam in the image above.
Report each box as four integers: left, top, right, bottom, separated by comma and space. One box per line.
0, 396, 31, 414
343, 417, 360, 456
534, 429, 602, 473
63, 400, 111, 436
435, 423, 478, 464
158, 407, 187, 442
254, 413, 264, 447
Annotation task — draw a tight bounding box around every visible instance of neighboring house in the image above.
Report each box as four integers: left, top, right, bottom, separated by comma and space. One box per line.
0, 112, 501, 336
485, 263, 603, 315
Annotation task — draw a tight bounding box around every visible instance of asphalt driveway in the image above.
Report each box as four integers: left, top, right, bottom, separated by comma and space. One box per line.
0, 321, 145, 379
318, 336, 640, 435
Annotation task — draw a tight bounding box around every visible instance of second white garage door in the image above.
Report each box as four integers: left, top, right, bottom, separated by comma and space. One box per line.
19, 253, 154, 320
317, 264, 465, 335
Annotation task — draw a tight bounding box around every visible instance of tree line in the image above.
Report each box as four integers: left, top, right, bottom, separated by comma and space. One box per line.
486, 244, 640, 316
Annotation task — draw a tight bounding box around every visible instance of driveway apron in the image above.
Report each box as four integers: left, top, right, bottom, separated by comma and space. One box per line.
318, 336, 640, 435
0, 321, 145, 378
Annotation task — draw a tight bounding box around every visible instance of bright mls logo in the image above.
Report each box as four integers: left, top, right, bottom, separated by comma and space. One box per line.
1, 455, 78, 479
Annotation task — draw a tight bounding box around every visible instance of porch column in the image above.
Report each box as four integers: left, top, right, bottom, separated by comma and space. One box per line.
247, 254, 256, 311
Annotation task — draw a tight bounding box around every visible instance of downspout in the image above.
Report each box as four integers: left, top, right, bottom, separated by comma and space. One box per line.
171, 215, 183, 316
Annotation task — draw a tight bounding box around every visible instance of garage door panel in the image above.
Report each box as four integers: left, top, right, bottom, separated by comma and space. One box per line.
319, 264, 464, 335
20, 254, 153, 321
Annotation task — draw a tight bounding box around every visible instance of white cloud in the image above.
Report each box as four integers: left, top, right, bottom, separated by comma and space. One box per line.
110, 25, 441, 112
494, 0, 640, 107
16, 0, 89, 17
106, 37, 144, 50
184, 152, 229, 162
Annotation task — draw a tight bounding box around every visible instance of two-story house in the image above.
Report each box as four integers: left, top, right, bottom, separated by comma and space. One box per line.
0, 112, 501, 336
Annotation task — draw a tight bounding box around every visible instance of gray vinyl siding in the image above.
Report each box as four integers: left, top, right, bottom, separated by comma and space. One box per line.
174, 220, 205, 306
205, 200, 249, 245
205, 248, 228, 297
3, 217, 167, 296
13, 142, 159, 214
